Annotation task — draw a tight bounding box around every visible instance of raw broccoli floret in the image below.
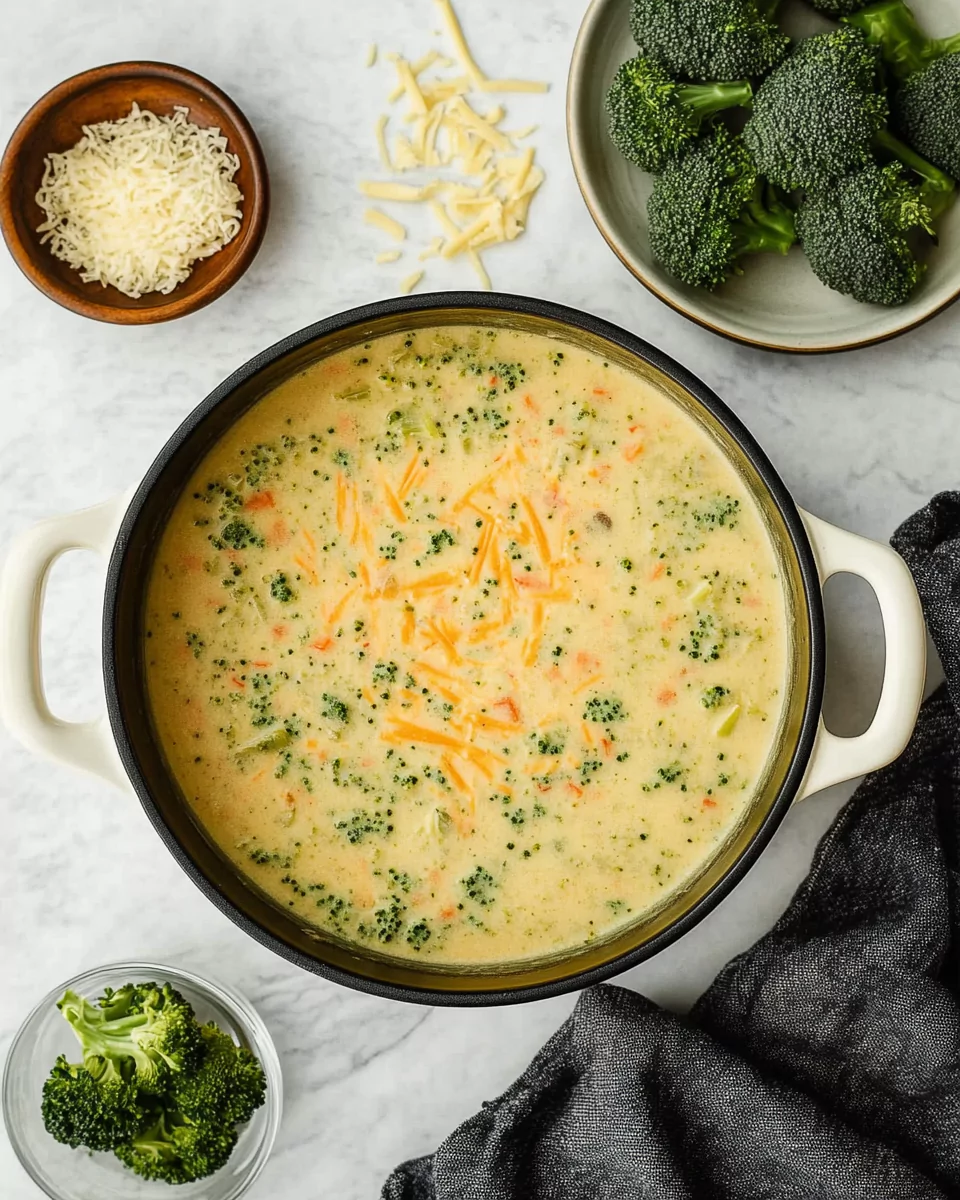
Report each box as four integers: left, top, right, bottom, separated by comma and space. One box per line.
743, 29, 887, 191
630, 0, 789, 82
797, 161, 935, 304
605, 56, 753, 174
844, 0, 960, 177
744, 27, 957, 201
647, 127, 796, 290
801, 0, 869, 16
893, 56, 960, 179
41, 1055, 148, 1152
114, 1110, 239, 1185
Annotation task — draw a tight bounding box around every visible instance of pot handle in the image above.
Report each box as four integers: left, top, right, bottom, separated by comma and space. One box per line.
795, 508, 926, 801
0, 493, 133, 790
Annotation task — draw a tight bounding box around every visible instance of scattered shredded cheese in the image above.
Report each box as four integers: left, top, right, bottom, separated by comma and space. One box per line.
375, 115, 393, 170
359, 0, 547, 291
434, 0, 486, 84
35, 103, 243, 299
400, 268, 425, 293
376, 249, 403, 264
365, 207, 407, 241
477, 78, 550, 95
360, 180, 444, 202
419, 236, 444, 260
366, 43, 378, 67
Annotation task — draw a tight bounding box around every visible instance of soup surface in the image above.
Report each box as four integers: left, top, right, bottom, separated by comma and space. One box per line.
146, 324, 789, 965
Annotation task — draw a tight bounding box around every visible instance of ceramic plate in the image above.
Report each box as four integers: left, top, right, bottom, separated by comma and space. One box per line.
566, 0, 960, 352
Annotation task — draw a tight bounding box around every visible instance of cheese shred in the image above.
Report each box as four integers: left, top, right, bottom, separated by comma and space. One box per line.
35, 103, 243, 299
433, 0, 486, 84
400, 269, 425, 294
365, 207, 407, 241
360, 180, 443, 202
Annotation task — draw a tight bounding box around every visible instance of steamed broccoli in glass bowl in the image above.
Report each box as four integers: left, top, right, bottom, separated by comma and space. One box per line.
39, 982, 267, 1185
604, 0, 958, 307
3, 963, 281, 1200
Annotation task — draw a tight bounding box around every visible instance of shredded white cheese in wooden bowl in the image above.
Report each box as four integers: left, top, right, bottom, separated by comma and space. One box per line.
35, 103, 244, 299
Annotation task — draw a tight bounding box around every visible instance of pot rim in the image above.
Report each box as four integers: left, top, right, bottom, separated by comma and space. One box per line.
103, 291, 826, 1006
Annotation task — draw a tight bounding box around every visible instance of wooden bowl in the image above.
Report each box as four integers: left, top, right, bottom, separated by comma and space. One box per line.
0, 61, 269, 324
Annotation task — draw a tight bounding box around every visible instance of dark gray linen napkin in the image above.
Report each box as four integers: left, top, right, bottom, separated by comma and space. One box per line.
382, 493, 960, 1200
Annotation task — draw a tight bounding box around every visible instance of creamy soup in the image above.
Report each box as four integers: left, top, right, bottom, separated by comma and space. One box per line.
146, 325, 788, 965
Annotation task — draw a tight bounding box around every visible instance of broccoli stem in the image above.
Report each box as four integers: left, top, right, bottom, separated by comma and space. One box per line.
732, 184, 797, 258
677, 81, 753, 120
845, 0, 960, 79
928, 32, 960, 60
60, 993, 156, 1075
874, 126, 956, 216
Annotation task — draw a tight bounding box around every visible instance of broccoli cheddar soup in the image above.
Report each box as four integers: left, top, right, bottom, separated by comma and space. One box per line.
146, 325, 789, 965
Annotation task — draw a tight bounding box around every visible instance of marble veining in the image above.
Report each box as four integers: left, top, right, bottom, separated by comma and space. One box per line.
0, 1, 954, 1195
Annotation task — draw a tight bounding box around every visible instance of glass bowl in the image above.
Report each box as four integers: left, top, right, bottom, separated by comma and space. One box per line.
2, 961, 282, 1200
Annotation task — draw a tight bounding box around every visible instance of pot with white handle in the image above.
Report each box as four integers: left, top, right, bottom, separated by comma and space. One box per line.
0, 294, 927, 1005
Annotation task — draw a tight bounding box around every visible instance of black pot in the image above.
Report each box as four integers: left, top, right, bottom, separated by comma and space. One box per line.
0, 294, 927, 1005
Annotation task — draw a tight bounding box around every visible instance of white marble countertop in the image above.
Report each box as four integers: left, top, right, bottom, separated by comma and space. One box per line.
0, 1, 953, 1196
